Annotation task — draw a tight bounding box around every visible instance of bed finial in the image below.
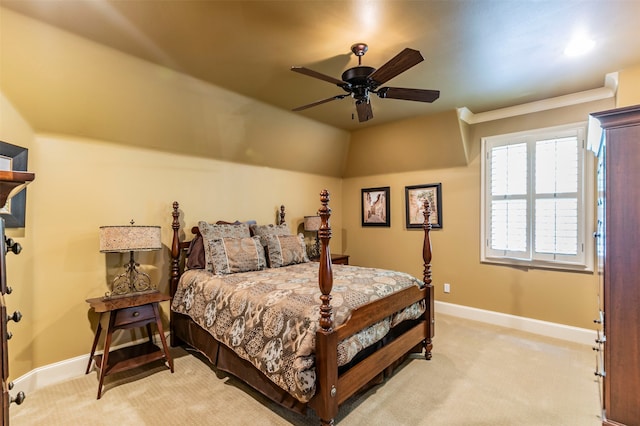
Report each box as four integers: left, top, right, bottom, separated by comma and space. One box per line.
279, 205, 286, 225
318, 189, 333, 332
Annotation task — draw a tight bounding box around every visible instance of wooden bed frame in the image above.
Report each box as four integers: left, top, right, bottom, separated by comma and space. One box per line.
169, 190, 434, 425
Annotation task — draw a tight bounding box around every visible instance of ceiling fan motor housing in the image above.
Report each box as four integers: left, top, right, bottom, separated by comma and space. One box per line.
341, 66, 376, 99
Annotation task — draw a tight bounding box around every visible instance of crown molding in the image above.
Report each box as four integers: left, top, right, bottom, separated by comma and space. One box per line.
458, 72, 618, 125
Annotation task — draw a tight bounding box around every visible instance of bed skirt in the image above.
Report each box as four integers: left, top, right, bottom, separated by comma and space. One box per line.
172, 311, 309, 413
171, 311, 421, 415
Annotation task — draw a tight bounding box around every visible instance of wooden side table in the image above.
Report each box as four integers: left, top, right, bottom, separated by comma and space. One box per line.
311, 254, 350, 265
330, 254, 349, 265
85, 292, 174, 399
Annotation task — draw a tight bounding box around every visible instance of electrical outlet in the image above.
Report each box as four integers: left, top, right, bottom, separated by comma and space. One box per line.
444, 283, 451, 293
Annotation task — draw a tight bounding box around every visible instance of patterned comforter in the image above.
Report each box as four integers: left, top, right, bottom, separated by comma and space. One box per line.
171, 262, 424, 403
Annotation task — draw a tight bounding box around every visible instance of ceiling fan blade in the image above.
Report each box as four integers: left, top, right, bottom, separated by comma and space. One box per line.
356, 100, 373, 122
368, 48, 424, 86
377, 87, 440, 103
292, 94, 346, 111
291, 66, 345, 86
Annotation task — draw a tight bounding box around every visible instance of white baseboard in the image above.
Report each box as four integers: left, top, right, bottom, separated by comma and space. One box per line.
435, 301, 596, 346
11, 306, 595, 396
10, 332, 170, 397
11, 353, 89, 396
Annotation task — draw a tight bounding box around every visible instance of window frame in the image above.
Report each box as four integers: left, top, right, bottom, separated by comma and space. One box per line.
480, 122, 594, 272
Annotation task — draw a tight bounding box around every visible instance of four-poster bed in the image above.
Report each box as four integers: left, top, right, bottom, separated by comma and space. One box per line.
169, 190, 434, 425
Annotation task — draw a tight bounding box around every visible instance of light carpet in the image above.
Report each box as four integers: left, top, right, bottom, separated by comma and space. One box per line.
11, 314, 602, 425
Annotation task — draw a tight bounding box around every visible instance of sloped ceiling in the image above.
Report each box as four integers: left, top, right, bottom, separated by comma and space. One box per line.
2, 0, 640, 131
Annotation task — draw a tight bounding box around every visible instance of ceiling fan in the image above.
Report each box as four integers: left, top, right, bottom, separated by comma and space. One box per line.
291, 43, 440, 123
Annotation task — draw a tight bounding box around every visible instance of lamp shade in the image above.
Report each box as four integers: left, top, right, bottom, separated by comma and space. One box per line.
303, 216, 321, 232
99, 225, 162, 253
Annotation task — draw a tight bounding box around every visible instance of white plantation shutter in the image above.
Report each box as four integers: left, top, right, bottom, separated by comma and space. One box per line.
535, 198, 577, 255
491, 199, 527, 252
534, 136, 579, 259
489, 142, 528, 254
482, 124, 592, 270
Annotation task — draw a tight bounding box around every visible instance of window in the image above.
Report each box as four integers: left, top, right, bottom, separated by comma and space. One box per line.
481, 123, 593, 271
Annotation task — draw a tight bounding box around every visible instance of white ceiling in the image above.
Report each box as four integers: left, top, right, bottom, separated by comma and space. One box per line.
2, 0, 639, 131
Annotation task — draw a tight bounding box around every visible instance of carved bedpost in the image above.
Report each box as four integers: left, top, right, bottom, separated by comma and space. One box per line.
279, 205, 286, 225
170, 201, 181, 347
422, 200, 433, 286
315, 189, 338, 426
318, 190, 333, 332
422, 199, 434, 360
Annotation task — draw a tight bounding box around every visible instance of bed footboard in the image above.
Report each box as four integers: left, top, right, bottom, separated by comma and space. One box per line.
311, 191, 434, 425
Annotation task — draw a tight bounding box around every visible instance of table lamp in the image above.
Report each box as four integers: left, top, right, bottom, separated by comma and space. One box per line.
303, 215, 321, 259
99, 221, 162, 298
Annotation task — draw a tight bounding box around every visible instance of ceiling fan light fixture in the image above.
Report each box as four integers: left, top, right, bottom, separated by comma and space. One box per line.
351, 87, 370, 101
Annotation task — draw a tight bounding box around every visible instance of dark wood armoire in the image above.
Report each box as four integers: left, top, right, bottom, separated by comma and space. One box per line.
592, 105, 640, 426
0, 171, 34, 425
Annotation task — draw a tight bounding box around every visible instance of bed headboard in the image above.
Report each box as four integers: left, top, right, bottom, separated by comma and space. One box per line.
169, 202, 287, 298
179, 204, 285, 243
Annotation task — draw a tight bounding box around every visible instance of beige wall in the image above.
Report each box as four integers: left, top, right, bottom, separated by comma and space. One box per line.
0, 100, 342, 378
0, 9, 343, 378
343, 98, 615, 330
345, 110, 468, 177
618, 63, 640, 107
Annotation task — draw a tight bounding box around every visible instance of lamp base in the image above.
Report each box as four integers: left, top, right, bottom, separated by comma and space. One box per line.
307, 235, 320, 259
106, 251, 156, 298
313, 235, 320, 259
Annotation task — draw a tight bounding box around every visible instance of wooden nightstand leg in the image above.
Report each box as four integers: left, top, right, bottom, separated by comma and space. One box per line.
145, 323, 153, 344
97, 316, 116, 399
86, 322, 102, 374
152, 303, 174, 373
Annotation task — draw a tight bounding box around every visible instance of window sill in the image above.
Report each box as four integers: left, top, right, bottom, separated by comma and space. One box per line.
481, 257, 594, 273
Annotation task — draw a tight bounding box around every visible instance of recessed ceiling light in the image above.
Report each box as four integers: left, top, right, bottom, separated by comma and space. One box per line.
564, 36, 595, 57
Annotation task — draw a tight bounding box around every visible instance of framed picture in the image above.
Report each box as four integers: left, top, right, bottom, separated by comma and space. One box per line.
0, 141, 29, 228
405, 183, 442, 229
361, 186, 390, 227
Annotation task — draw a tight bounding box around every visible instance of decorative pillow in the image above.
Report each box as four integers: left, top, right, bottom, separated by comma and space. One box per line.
265, 233, 309, 268
250, 223, 291, 246
207, 236, 267, 275
199, 221, 252, 272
